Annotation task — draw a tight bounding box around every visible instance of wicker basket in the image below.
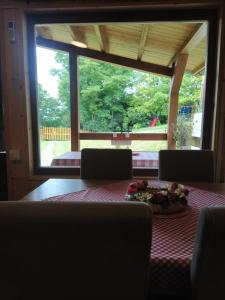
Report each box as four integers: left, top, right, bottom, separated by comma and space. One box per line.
150, 202, 186, 214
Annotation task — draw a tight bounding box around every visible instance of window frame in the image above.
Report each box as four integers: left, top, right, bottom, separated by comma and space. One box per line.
27, 8, 219, 176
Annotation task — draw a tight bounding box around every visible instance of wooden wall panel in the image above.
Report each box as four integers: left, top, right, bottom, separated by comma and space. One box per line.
0, 8, 45, 199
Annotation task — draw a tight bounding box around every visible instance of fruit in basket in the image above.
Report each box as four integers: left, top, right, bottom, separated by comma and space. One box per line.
126, 180, 189, 214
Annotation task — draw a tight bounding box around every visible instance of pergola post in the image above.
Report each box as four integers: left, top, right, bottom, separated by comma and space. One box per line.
70, 53, 80, 151
167, 54, 188, 149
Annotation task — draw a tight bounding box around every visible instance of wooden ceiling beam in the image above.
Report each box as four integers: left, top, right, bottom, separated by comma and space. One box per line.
137, 24, 149, 61
94, 25, 108, 53
37, 37, 173, 77
69, 25, 86, 45
36, 26, 53, 40
73, 45, 173, 77
168, 22, 207, 67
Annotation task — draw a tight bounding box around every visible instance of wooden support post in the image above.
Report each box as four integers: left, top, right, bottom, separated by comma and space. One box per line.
70, 53, 79, 151
167, 54, 188, 149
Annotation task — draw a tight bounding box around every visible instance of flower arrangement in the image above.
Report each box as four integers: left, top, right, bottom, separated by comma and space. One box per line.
126, 180, 189, 214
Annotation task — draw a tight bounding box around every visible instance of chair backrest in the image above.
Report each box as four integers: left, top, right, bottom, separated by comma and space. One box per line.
0, 201, 152, 300
80, 148, 133, 179
191, 207, 225, 300
158, 150, 213, 182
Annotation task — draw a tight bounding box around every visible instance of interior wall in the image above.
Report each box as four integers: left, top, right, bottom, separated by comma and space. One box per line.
0, 0, 224, 200
0, 8, 44, 199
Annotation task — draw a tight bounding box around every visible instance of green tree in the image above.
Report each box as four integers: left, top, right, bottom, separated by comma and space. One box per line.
50, 51, 71, 127
47, 51, 203, 131
78, 57, 133, 132
38, 83, 63, 127
126, 72, 170, 128
179, 72, 203, 110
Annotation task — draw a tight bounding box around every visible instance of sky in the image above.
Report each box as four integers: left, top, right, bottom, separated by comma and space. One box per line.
36, 46, 59, 98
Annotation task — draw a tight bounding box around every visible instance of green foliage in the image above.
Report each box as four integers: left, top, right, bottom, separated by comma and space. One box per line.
79, 57, 133, 132
173, 115, 193, 148
179, 72, 203, 110
38, 84, 63, 127
38, 49, 203, 132
49, 51, 71, 127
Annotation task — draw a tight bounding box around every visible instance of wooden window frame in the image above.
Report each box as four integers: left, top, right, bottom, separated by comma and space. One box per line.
27, 8, 219, 176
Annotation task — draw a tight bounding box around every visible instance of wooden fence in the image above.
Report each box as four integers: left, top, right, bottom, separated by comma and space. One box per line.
40, 127, 93, 141
40, 127, 71, 141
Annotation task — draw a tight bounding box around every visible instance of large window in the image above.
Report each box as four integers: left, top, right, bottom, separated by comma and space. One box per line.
27, 9, 218, 175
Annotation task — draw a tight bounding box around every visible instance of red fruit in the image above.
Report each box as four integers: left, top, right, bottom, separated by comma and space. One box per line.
129, 182, 138, 189
137, 180, 147, 190
127, 187, 138, 195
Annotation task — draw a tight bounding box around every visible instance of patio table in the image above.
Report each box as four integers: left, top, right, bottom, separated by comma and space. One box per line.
50, 151, 159, 168
41, 179, 225, 296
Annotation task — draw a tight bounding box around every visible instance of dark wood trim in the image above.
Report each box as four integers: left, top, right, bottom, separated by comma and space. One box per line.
201, 12, 219, 149
0, 56, 4, 151
36, 36, 75, 52
80, 133, 167, 141
27, 9, 218, 24
34, 166, 80, 176
37, 36, 172, 77
27, 18, 40, 173
133, 168, 158, 177
70, 52, 79, 151
28, 17, 76, 174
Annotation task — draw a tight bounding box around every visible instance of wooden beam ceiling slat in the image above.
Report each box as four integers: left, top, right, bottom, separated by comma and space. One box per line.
36, 26, 52, 39
137, 24, 149, 61
69, 25, 86, 45
94, 25, 108, 53
193, 61, 205, 75
168, 22, 207, 67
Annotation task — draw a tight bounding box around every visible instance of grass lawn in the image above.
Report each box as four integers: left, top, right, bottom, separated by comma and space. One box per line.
40, 125, 167, 166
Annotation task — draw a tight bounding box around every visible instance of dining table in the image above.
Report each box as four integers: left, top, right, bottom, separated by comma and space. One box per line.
22, 178, 225, 296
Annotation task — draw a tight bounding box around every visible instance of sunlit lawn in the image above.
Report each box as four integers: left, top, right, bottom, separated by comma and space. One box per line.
40, 125, 167, 166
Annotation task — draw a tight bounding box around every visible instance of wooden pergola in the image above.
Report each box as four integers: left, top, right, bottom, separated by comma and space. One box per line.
36, 22, 207, 150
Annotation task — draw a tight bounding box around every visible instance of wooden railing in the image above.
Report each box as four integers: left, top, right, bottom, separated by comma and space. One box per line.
40, 127, 200, 149
40, 127, 167, 142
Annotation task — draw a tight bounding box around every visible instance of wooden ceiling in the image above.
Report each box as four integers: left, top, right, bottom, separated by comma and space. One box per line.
36, 22, 207, 76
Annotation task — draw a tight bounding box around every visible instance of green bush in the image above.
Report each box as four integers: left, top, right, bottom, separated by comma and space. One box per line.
173, 116, 193, 148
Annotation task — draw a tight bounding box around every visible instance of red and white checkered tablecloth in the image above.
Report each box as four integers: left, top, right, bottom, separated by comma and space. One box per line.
45, 180, 225, 295
50, 151, 159, 169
